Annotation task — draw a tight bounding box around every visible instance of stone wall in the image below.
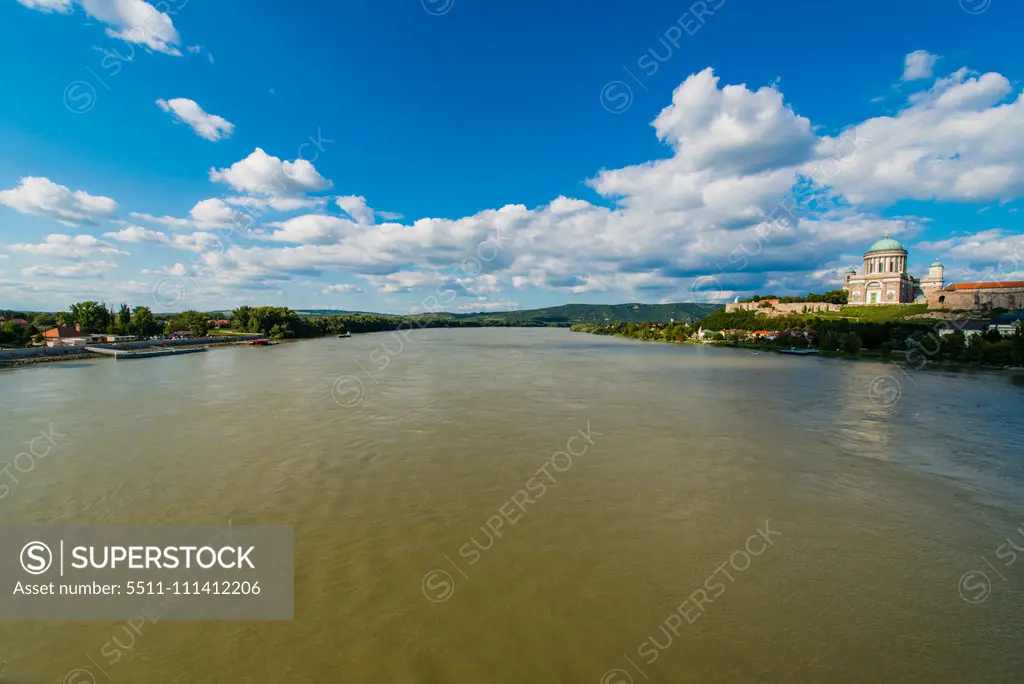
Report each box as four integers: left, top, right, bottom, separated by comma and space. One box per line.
724, 302, 843, 316
927, 286, 1024, 312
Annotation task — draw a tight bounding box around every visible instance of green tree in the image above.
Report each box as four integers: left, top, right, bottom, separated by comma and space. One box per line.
842, 332, 862, 354
130, 306, 159, 336
1010, 326, 1024, 367
116, 303, 132, 333
167, 310, 209, 336
0, 321, 30, 347
66, 301, 111, 333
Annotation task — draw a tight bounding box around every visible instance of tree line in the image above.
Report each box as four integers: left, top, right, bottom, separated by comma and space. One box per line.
573, 309, 1024, 366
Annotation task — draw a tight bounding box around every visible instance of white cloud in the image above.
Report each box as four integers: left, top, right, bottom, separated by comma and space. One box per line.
129, 211, 192, 230
103, 224, 170, 244
902, 50, 939, 81
16, 0, 72, 12
22, 261, 114, 279
38, 56, 1024, 306
78, 0, 182, 55
170, 232, 225, 252
20, 0, 184, 55
0, 177, 117, 226
265, 214, 357, 245
454, 300, 519, 312
816, 65, 1024, 205
189, 198, 249, 231
224, 196, 325, 212
364, 271, 446, 294
209, 148, 331, 198
9, 234, 129, 260
322, 283, 364, 294
336, 196, 375, 225
156, 98, 234, 141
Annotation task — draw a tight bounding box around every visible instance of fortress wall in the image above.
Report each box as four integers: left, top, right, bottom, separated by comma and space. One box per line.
928, 287, 1024, 311
724, 302, 842, 315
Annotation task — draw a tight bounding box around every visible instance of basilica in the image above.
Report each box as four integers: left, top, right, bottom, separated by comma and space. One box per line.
842, 235, 944, 305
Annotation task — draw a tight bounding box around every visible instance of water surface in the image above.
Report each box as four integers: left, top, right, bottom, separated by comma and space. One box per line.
1, 328, 1022, 683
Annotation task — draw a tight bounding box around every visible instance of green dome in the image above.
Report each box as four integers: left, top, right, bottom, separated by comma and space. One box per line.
930, 259, 943, 267
845, 267, 857, 274
867, 234, 905, 253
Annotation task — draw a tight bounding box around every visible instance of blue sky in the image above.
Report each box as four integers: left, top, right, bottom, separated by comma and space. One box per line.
1, 0, 1023, 313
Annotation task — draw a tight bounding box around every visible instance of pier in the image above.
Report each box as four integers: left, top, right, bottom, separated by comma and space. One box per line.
84, 345, 209, 359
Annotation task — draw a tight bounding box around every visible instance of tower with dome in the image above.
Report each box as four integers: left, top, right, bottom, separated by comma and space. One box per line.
842, 234, 944, 305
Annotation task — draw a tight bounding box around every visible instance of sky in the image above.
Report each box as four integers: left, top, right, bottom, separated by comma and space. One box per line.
1, 0, 1023, 314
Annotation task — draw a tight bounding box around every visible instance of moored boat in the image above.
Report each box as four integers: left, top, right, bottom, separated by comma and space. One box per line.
776, 347, 820, 356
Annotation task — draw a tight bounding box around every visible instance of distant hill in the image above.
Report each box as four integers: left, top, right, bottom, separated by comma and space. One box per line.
455, 303, 722, 325
297, 303, 721, 325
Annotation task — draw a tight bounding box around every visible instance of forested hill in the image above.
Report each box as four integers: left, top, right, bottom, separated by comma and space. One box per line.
457, 303, 722, 325
295, 303, 721, 325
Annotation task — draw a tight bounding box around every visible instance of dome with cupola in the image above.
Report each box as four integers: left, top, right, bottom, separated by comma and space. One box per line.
864, 232, 905, 253
930, 259, 943, 267
866, 233, 906, 253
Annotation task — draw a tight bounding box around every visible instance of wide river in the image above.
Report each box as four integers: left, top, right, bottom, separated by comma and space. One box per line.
1, 327, 1023, 683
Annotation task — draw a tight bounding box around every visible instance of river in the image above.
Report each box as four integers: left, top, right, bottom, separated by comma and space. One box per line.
1, 327, 1022, 683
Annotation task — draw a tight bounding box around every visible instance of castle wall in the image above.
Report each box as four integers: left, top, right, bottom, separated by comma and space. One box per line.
927, 286, 1024, 311
724, 302, 842, 316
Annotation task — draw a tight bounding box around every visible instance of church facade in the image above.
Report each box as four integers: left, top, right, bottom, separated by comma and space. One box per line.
842, 235, 944, 305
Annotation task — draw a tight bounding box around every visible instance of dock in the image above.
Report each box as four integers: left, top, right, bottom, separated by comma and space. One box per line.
84, 345, 209, 360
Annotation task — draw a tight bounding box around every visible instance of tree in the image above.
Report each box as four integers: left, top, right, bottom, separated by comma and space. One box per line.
1011, 326, 1024, 367
130, 306, 159, 336
117, 303, 132, 333
0, 321, 30, 347
842, 332, 862, 354
67, 301, 111, 333
167, 310, 208, 336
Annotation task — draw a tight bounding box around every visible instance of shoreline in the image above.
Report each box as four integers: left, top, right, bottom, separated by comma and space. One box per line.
572, 330, 1024, 373
0, 337, 258, 369
4, 329, 1022, 374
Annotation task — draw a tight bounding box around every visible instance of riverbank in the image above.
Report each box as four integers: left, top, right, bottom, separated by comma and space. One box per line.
0, 335, 264, 368
572, 330, 1024, 372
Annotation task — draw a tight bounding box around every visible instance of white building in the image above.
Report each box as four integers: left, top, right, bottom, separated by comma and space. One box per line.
843, 234, 944, 305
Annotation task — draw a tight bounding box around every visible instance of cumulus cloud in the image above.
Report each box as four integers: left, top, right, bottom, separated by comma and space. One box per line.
455, 299, 519, 312
322, 283, 364, 294
22, 261, 114, 279
224, 196, 325, 212
16, 0, 72, 12
50, 56, 1024, 305
128, 211, 193, 230
9, 234, 129, 260
817, 65, 1024, 205
156, 98, 234, 141
209, 148, 331, 198
336, 196, 375, 225
902, 50, 939, 81
19, 0, 184, 54
79, 0, 182, 54
103, 224, 170, 244
189, 198, 250, 231
0, 177, 117, 227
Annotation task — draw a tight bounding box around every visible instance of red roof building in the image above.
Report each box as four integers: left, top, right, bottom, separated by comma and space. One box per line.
42, 325, 81, 339
946, 281, 1024, 291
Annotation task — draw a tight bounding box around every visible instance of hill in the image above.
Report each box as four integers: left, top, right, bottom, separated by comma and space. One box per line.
297, 303, 722, 325
455, 303, 721, 325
